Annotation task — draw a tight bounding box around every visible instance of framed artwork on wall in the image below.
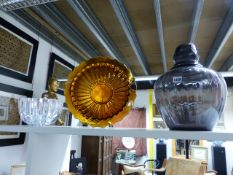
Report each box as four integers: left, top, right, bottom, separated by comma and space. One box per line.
115, 149, 128, 163
46, 53, 74, 95
0, 83, 33, 146
172, 139, 203, 158
0, 17, 38, 83
191, 146, 208, 161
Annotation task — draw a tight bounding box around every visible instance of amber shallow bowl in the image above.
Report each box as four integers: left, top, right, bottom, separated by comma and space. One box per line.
65, 57, 136, 127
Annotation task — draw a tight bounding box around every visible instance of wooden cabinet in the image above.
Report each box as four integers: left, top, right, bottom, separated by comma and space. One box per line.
81, 136, 112, 175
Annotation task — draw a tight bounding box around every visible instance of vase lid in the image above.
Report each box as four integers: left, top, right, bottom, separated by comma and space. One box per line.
173, 43, 199, 67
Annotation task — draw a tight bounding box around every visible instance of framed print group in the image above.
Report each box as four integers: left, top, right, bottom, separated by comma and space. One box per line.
0, 83, 32, 146
46, 53, 74, 95
0, 17, 38, 83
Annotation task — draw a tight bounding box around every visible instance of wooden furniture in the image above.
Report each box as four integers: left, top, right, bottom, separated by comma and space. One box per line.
142, 159, 167, 175
81, 136, 112, 175
121, 164, 145, 175
143, 157, 217, 175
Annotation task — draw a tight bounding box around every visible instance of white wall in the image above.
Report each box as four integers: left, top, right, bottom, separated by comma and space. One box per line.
133, 90, 151, 164
0, 11, 81, 175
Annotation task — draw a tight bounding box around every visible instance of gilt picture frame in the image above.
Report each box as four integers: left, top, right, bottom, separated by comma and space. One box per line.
0, 17, 38, 83
46, 53, 74, 95
0, 83, 32, 146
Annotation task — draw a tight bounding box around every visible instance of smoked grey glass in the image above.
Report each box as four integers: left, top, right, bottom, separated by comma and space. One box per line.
18, 98, 63, 126
154, 43, 227, 131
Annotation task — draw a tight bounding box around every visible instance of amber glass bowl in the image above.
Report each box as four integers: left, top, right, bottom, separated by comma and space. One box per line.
65, 57, 136, 127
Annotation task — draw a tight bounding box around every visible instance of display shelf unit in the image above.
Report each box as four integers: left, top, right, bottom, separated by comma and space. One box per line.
1, 125, 233, 141
1, 125, 233, 175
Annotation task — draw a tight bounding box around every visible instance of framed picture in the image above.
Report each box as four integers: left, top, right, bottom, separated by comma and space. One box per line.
115, 149, 128, 164
46, 53, 74, 95
0, 17, 38, 83
191, 146, 208, 161
0, 83, 32, 146
125, 150, 136, 164
153, 120, 167, 129
172, 139, 203, 157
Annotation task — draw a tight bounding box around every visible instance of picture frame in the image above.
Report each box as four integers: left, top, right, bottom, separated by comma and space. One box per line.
172, 139, 203, 157
0, 17, 38, 83
191, 146, 208, 161
46, 53, 74, 95
0, 83, 33, 146
115, 149, 128, 164
153, 120, 167, 129
125, 150, 136, 164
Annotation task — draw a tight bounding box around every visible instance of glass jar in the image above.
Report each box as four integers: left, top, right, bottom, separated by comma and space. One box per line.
154, 43, 227, 130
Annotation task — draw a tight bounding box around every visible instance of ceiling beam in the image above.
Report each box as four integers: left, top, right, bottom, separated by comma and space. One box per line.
32, 5, 99, 59
153, 0, 168, 72
44, 4, 100, 57
66, 0, 133, 71
219, 53, 233, 71
189, 0, 204, 43
110, 0, 151, 75
204, 5, 233, 67
7, 9, 83, 62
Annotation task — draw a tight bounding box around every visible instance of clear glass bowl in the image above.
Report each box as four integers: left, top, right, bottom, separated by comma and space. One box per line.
18, 98, 63, 126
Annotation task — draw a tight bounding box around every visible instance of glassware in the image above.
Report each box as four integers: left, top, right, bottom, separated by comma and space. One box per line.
65, 56, 136, 127
154, 43, 227, 131
18, 98, 63, 126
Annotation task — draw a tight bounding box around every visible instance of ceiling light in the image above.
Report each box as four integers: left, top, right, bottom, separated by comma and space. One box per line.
135, 72, 233, 81
0, 0, 57, 11
135, 75, 159, 81
219, 71, 233, 77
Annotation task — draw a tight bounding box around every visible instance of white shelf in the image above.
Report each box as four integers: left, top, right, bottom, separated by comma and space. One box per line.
0, 125, 233, 141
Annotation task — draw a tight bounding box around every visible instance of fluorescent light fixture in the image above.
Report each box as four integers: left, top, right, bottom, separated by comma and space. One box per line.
219, 71, 233, 77
135, 75, 159, 81
0, 0, 57, 11
135, 72, 233, 81
57, 79, 67, 82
